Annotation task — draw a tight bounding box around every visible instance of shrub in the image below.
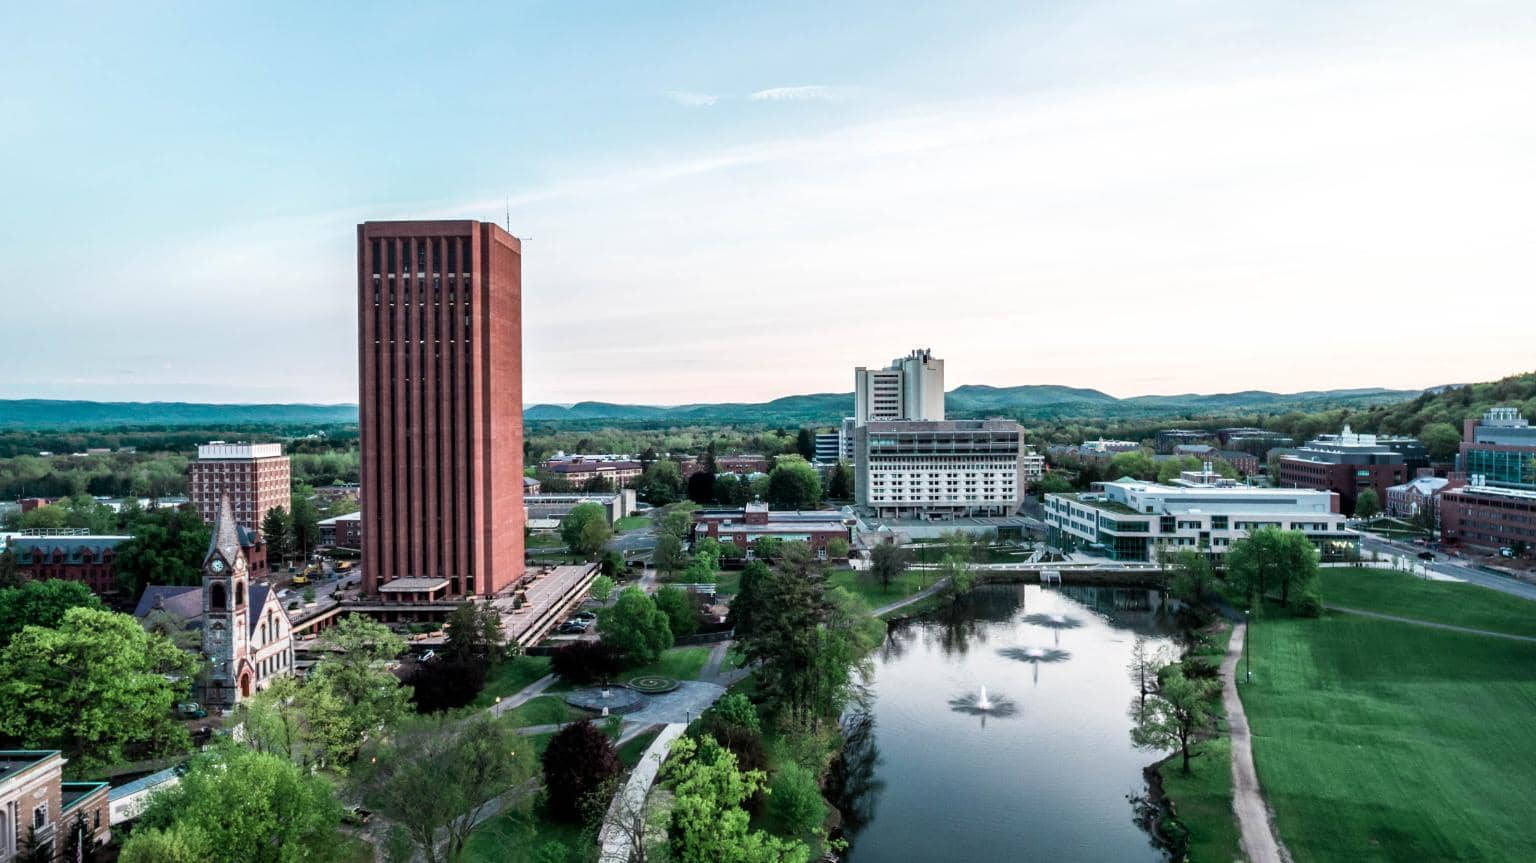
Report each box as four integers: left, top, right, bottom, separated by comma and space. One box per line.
767, 761, 826, 837
654, 585, 701, 638
1296, 589, 1324, 618
1180, 656, 1220, 681
550, 641, 624, 685
541, 720, 621, 823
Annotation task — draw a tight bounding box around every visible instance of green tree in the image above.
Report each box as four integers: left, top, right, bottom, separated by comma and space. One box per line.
289, 493, 322, 560
0, 606, 195, 771
444, 601, 505, 664
1226, 527, 1321, 608
826, 537, 849, 560
795, 428, 815, 461
658, 504, 697, 541
598, 587, 674, 664
665, 736, 811, 863
637, 461, 685, 506
767, 761, 827, 839
653, 533, 687, 577
868, 543, 911, 593
727, 560, 772, 639
560, 502, 613, 558
261, 506, 294, 561
0, 578, 104, 647
766, 459, 822, 510
703, 693, 762, 750
359, 714, 535, 863
112, 507, 212, 597
125, 745, 344, 863
1108, 450, 1157, 480
1130, 664, 1219, 773
826, 461, 853, 500
599, 550, 626, 578
655, 585, 700, 638
1167, 549, 1215, 605
1031, 472, 1073, 495
590, 574, 616, 602
1354, 488, 1382, 519
751, 536, 782, 561
0, 549, 20, 589
307, 616, 411, 764
1418, 422, 1462, 461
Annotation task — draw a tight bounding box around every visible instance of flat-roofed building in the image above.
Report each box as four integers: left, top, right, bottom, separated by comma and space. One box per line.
524, 489, 637, 526
1440, 483, 1536, 553
855, 419, 1025, 519
188, 441, 291, 536
318, 511, 363, 548
1044, 477, 1353, 562
854, 348, 944, 425
1459, 406, 1536, 491
692, 502, 851, 559
1277, 426, 1408, 515
1, 750, 111, 861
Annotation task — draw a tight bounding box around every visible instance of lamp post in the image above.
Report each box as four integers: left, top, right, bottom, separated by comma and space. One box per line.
1244, 609, 1252, 683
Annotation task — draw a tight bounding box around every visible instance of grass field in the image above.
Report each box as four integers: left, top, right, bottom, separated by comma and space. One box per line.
625, 646, 710, 682
614, 515, 650, 533
618, 727, 664, 768
465, 798, 589, 862
474, 655, 553, 707
1243, 606, 1536, 862
499, 694, 589, 728
714, 570, 741, 597
1320, 567, 1536, 638
825, 567, 928, 608
1159, 737, 1239, 863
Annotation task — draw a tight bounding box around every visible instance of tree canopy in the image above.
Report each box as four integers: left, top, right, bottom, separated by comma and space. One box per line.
1226, 527, 1321, 608
766, 459, 822, 510
112, 507, 212, 597
0, 578, 104, 647
665, 736, 811, 863
598, 587, 674, 664
560, 502, 613, 557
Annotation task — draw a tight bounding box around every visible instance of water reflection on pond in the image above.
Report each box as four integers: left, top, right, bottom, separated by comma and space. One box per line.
831, 583, 1178, 863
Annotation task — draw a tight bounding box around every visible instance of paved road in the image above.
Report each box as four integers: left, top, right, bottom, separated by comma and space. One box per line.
1326, 605, 1536, 643
1359, 536, 1536, 602
1221, 623, 1289, 863
607, 529, 657, 555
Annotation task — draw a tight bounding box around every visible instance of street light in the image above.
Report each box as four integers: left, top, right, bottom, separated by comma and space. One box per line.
1244, 609, 1252, 683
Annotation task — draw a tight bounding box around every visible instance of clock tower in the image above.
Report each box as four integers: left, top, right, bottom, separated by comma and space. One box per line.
202, 494, 252, 706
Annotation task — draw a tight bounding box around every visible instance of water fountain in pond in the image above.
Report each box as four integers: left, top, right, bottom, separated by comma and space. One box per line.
1021, 613, 1083, 645
998, 646, 1072, 684
948, 684, 1017, 725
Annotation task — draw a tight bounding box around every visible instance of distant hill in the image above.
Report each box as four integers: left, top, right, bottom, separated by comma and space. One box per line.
0, 400, 358, 429
1, 383, 1427, 430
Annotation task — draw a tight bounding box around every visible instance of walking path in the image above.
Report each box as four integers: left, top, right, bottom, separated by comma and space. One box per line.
597, 723, 687, 863
700, 640, 731, 681
1221, 623, 1288, 863
870, 577, 951, 617
488, 673, 556, 719
1325, 605, 1536, 643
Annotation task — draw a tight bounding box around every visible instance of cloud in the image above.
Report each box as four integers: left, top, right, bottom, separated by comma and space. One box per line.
663, 90, 718, 107
748, 85, 847, 103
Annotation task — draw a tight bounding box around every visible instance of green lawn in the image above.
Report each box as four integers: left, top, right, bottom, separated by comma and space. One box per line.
527, 532, 565, 548
614, 515, 650, 533
464, 798, 590, 863
1159, 737, 1239, 863
499, 695, 589, 728
1320, 567, 1536, 638
1242, 609, 1536, 862
825, 567, 929, 609
618, 727, 664, 768
474, 655, 553, 708
625, 646, 711, 682
714, 570, 742, 597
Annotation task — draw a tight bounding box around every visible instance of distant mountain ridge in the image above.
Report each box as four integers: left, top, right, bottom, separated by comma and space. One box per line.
0, 384, 1422, 429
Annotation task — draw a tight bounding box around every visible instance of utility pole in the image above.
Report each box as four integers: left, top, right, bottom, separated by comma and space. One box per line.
1245, 609, 1252, 682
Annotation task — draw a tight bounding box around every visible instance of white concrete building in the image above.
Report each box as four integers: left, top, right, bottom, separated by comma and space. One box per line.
1022, 446, 1045, 484
855, 420, 1025, 519
854, 348, 944, 425
1044, 477, 1354, 562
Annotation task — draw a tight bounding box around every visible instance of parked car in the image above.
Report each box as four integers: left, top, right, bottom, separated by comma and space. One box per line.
176, 701, 207, 719
419, 649, 436, 662
572, 611, 597, 622
558, 620, 590, 634
1418, 551, 1435, 562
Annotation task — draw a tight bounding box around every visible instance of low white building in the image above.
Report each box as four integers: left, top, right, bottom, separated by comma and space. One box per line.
1044, 477, 1355, 562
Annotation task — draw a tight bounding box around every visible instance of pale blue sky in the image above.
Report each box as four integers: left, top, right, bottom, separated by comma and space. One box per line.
2, 1, 1533, 405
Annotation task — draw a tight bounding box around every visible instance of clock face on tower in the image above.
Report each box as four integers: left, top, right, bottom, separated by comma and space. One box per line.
211, 559, 226, 573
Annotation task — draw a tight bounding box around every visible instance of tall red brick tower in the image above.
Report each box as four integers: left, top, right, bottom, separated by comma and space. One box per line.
357, 221, 524, 598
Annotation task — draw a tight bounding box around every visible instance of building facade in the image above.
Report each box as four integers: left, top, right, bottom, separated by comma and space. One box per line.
545, 459, 642, 488
1459, 406, 1536, 491
9, 535, 130, 595
1276, 427, 1408, 515
1155, 430, 1212, 454
1385, 475, 1459, 526
198, 498, 294, 707
1022, 446, 1046, 484
813, 431, 841, 464
1045, 479, 1353, 562
357, 220, 525, 598
692, 502, 851, 559
1440, 484, 1536, 553
187, 442, 291, 536
855, 420, 1025, 519
854, 348, 944, 425
525, 490, 638, 527
0, 751, 111, 863
317, 511, 363, 548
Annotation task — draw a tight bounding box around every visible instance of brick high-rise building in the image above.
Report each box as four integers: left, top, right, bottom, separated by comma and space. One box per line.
357, 220, 525, 598
188, 442, 291, 535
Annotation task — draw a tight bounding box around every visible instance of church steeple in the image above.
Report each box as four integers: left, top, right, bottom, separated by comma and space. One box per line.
203, 494, 251, 705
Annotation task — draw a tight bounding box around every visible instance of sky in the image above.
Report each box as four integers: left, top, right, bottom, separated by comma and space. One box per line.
2, 0, 1534, 406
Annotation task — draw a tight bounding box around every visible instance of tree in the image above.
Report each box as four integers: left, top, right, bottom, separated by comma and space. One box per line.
1354, 488, 1382, 519
550, 640, 624, 685
261, 505, 294, 561
306, 616, 411, 764
751, 536, 782, 561
0, 549, 20, 589
0, 607, 195, 770
1126, 635, 1165, 712
1418, 422, 1462, 461
1031, 472, 1073, 495
560, 502, 613, 558
1225, 527, 1321, 608
590, 573, 616, 601
825, 461, 853, 501
767, 761, 826, 839
938, 550, 974, 596
868, 543, 911, 593
1108, 450, 1158, 480
655, 585, 701, 638
444, 601, 505, 664
1167, 549, 1215, 606
687, 469, 716, 505
360, 714, 535, 863
795, 428, 816, 461
700, 692, 762, 751
112, 507, 212, 597
636, 461, 685, 506
658, 504, 697, 541
727, 560, 772, 639
766, 459, 822, 510
598, 587, 673, 664
653, 533, 687, 577
542, 719, 622, 822
826, 537, 850, 560
405, 657, 488, 713
61, 810, 102, 863
1130, 664, 1219, 773
0, 578, 104, 647
665, 736, 811, 863
289, 493, 322, 560
125, 744, 344, 863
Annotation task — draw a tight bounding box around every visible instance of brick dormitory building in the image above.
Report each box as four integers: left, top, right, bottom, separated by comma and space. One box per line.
1276, 426, 1409, 515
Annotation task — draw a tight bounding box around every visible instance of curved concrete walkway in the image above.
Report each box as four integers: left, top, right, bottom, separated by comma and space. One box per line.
1325, 605, 1536, 643
1222, 623, 1288, 863
870, 577, 951, 617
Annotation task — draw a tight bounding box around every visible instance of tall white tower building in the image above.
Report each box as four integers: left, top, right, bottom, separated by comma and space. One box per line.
854, 348, 945, 425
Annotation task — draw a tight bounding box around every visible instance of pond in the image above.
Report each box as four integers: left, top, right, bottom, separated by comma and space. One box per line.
829, 583, 1181, 862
